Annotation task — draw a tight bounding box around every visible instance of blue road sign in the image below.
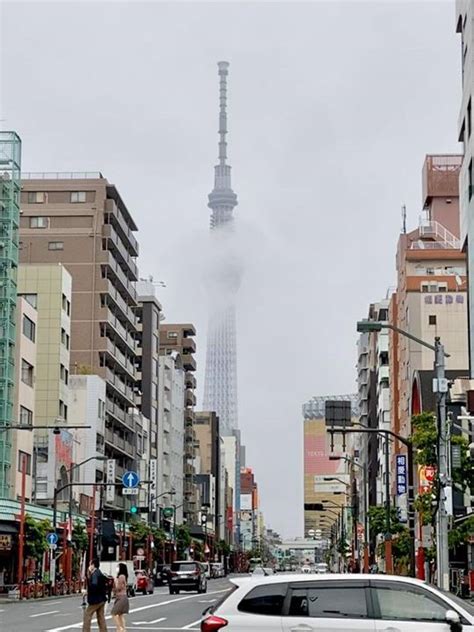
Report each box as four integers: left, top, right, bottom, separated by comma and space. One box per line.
46, 532, 58, 546
122, 470, 140, 488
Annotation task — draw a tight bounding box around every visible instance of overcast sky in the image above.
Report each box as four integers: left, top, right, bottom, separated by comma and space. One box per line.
1, 0, 461, 537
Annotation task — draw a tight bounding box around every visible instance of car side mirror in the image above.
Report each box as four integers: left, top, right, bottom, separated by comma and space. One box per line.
446, 609, 462, 632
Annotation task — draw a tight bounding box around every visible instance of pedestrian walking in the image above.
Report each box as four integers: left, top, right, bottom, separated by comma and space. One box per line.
83, 558, 108, 632
111, 563, 130, 632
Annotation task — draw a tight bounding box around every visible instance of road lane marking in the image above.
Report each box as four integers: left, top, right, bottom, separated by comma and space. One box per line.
182, 618, 201, 629
30, 610, 60, 618
46, 589, 229, 632
133, 617, 167, 624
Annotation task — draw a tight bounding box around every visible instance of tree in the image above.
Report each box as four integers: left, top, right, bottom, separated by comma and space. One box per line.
71, 522, 88, 578
448, 516, 474, 550
175, 525, 191, 557
129, 520, 150, 546
368, 506, 404, 537
24, 515, 51, 562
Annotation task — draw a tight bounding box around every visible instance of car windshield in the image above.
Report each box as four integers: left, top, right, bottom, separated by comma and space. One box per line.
171, 562, 197, 572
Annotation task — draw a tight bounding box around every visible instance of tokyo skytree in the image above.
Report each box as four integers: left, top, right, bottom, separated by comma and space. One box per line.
203, 61, 240, 436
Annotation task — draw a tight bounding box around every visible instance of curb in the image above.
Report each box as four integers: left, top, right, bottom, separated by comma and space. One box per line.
0, 592, 83, 605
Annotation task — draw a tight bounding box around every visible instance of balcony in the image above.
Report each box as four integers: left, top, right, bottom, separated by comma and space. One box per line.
185, 372, 197, 389
100, 250, 137, 302
105, 368, 135, 406
102, 224, 138, 281
182, 337, 196, 353
106, 282, 136, 328
105, 337, 136, 380
104, 198, 139, 256
182, 354, 196, 371
102, 308, 137, 355
185, 389, 196, 407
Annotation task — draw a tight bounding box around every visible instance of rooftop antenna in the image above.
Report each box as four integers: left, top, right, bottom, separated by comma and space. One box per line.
401, 204, 407, 234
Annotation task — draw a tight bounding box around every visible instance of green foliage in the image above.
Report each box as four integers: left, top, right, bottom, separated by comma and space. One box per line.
175, 525, 191, 556
414, 492, 434, 525
24, 515, 51, 561
191, 539, 204, 560
72, 521, 88, 552
217, 539, 231, 556
451, 434, 474, 491
411, 413, 437, 466
448, 516, 474, 550
392, 527, 412, 561
129, 520, 150, 545
368, 506, 405, 537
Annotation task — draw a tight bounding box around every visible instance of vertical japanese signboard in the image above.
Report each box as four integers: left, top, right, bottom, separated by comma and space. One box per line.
106, 459, 115, 503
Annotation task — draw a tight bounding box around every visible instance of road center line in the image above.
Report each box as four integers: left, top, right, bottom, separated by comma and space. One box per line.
30, 610, 60, 618
46, 589, 229, 632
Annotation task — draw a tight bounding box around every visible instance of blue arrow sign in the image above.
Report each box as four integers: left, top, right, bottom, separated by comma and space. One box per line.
46, 532, 58, 546
122, 471, 140, 488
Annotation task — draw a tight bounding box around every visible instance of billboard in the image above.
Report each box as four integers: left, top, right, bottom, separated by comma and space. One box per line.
240, 493, 252, 511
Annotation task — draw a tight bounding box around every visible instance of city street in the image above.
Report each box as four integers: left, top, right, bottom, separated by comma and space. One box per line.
0, 578, 232, 632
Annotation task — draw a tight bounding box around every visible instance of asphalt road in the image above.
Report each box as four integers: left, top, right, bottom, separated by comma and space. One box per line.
0, 578, 232, 632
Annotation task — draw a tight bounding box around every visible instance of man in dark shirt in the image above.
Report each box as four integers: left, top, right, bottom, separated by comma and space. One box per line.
83, 558, 108, 631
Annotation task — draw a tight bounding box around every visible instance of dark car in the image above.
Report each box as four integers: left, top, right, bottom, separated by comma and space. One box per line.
134, 570, 154, 595
168, 561, 207, 594
155, 564, 171, 586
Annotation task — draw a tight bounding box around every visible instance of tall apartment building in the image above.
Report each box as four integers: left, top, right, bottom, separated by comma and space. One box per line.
457, 3, 474, 374
135, 280, 162, 469
11, 297, 37, 501
389, 155, 468, 443
160, 324, 197, 524
356, 299, 390, 526
0, 132, 21, 498
18, 265, 72, 503
157, 352, 185, 523
19, 174, 140, 514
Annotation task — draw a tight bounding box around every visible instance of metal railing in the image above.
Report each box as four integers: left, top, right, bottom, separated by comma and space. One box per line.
22, 172, 103, 180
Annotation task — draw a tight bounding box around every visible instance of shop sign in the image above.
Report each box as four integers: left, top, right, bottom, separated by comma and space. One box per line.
0, 535, 12, 551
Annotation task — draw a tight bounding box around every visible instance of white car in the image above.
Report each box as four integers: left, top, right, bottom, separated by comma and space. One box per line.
200, 573, 474, 631
301, 565, 311, 574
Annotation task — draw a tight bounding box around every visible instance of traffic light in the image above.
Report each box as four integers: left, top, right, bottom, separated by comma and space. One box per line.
130, 506, 138, 515
304, 503, 324, 511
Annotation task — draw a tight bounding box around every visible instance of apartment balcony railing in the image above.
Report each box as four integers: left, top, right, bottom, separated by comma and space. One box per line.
104, 198, 139, 256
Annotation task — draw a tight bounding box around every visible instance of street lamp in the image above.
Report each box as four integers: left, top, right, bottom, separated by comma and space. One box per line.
357, 319, 449, 586
330, 454, 370, 572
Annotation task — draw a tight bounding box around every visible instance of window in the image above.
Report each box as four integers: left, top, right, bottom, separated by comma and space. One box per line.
30, 216, 49, 228
167, 331, 178, 339
61, 328, 70, 349
20, 293, 37, 309
70, 191, 86, 203
21, 359, 34, 386
374, 584, 449, 623
238, 583, 288, 616
60, 364, 69, 385
19, 406, 33, 427
48, 241, 64, 251
27, 191, 45, 204
287, 585, 368, 619
18, 451, 32, 475
59, 400, 68, 420
22, 315, 36, 342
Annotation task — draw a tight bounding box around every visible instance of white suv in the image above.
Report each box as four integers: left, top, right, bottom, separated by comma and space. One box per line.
201, 574, 474, 631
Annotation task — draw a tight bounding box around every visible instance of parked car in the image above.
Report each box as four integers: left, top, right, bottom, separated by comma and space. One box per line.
200, 573, 474, 631
168, 561, 207, 594
134, 570, 154, 595
99, 560, 135, 597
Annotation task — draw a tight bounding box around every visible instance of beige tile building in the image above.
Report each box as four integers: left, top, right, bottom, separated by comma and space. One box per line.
11, 296, 38, 501
17, 264, 72, 502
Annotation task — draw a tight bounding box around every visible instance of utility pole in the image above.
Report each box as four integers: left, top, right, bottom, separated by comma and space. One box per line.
384, 434, 393, 574
435, 337, 451, 592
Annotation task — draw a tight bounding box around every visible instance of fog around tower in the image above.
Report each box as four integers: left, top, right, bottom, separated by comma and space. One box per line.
0, 0, 460, 536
